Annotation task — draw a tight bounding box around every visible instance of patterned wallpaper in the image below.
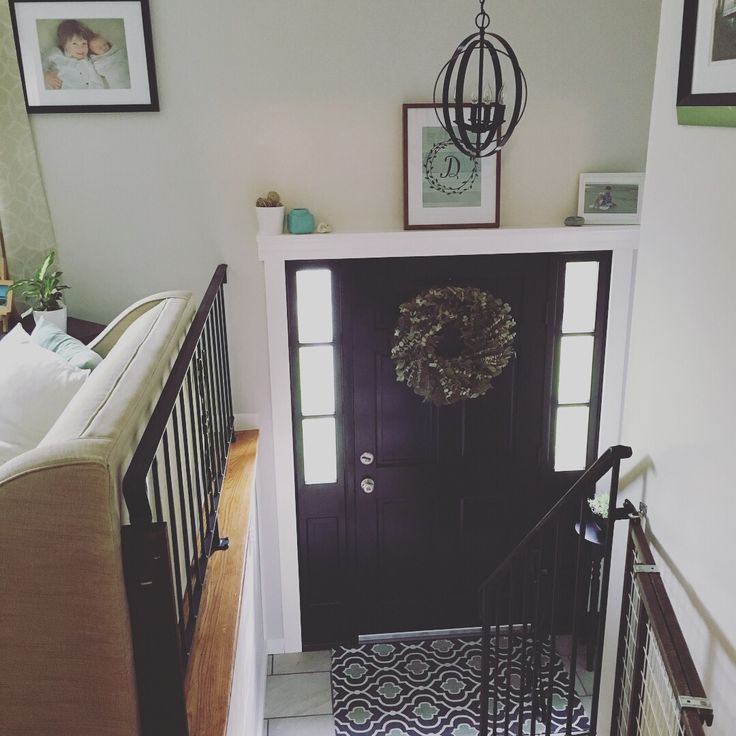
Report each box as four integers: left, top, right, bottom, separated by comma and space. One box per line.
0, 0, 56, 277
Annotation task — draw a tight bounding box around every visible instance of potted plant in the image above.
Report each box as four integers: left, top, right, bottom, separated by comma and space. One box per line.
8, 250, 69, 331
255, 191, 285, 235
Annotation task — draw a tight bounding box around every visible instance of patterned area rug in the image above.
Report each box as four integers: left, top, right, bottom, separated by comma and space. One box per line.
332, 636, 590, 736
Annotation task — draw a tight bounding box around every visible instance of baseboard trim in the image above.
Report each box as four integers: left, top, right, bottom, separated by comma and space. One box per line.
234, 413, 259, 431
358, 624, 527, 643
266, 637, 286, 654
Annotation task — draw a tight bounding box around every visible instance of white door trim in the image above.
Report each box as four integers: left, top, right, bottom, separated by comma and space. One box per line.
258, 226, 639, 653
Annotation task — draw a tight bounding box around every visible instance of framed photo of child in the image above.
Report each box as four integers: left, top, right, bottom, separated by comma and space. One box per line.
9, 0, 158, 113
577, 173, 645, 225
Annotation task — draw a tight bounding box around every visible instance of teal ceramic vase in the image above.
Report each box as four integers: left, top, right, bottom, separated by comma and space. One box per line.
287, 208, 315, 234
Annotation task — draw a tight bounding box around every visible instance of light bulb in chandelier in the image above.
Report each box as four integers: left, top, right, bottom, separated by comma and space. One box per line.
434, 0, 527, 159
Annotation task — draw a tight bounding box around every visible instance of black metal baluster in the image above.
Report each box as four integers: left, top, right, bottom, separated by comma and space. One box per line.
494, 579, 502, 733
519, 550, 529, 734
480, 587, 491, 736
151, 456, 163, 523
568, 495, 590, 733
505, 562, 513, 736
171, 405, 196, 647
212, 292, 231, 450
545, 520, 560, 736
186, 369, 208, 567
590, 457, 624, 734
216, 288, 235, 439
196, 345, 216, 533
202, 324, 222, 487
162, 430, 187, 659
205, 316, 225, 474
179, 391, 202, 594
531, 547, 543, 735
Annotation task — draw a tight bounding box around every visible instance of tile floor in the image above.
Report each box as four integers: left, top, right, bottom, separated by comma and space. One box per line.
263, 638, 595, 735
264, 651, 335, 735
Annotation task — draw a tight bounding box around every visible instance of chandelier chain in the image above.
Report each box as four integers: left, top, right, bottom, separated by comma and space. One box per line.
475, 0, 490, 32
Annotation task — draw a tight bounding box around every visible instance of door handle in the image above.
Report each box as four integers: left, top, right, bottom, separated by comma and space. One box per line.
360, 477, 375, 494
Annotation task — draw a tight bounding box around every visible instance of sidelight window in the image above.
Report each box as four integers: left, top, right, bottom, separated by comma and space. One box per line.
552, 259, 604, 472
294, 268, 338, 484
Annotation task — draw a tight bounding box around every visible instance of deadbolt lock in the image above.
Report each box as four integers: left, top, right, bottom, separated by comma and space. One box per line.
360, 451, 374, 465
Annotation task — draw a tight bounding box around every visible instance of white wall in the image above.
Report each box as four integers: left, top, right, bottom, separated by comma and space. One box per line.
28, 0, 660, 646
621, 0, 736, 733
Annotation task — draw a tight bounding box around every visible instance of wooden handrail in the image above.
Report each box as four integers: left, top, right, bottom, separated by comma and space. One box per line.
630, 521, 713, 728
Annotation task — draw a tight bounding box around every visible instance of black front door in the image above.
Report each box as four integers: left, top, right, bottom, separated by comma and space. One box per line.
288, 253, 611, 648
345, 255, 553, 636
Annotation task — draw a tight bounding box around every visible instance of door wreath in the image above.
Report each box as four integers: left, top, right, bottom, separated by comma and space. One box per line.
391, 286, 516, 406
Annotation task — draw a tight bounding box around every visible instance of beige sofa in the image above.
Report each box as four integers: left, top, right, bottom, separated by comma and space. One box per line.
0, 291, 194, 736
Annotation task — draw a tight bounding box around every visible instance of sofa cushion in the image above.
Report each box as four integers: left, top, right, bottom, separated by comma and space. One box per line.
40, 293, 194, 513
0, 325, 89, 464
31, 316, 103, 370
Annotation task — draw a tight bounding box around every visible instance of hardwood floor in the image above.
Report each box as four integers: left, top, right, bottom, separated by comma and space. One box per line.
184, 430, 259, 735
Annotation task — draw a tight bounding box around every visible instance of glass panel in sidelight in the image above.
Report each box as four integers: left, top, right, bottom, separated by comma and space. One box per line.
296, 269, 333, 344
561, 261, 599, 334
302, 417, 338, 484
299, 345, 336, 416
557, 335, 595, 404
554, 405, 590, 472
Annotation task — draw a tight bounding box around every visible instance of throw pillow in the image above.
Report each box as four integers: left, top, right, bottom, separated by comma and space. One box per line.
31, 316, 102, 371
0, 325, 89, 463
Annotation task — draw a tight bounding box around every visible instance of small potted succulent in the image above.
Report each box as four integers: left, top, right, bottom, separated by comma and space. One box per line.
255, 191, 285, 235
8, 250, 69, 331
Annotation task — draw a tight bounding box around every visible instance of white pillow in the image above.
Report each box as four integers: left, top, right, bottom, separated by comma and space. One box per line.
0, 324, 89, 463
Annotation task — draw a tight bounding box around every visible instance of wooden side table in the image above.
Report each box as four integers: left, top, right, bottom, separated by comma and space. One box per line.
5, 315, 107, 345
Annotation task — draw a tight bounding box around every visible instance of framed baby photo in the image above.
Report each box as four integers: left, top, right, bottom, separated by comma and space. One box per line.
9, 0, 159, 113
577, 173, 645, 225
403, 103, 500, 230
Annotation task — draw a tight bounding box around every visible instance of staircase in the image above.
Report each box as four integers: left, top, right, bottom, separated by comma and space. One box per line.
476, 446, 714, 736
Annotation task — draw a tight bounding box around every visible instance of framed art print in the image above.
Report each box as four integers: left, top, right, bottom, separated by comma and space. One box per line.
9, 0, 159, 113
677, 0, 736, 126
403, 104, 500, 230
577, 173, 645, 225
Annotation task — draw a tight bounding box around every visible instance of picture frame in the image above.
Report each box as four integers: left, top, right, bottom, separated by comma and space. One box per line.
9, 0, 159, 113
403, 103, 500, 230
577, 173, 645, 225
677, 0, 736, 127
0, 280, 14, 334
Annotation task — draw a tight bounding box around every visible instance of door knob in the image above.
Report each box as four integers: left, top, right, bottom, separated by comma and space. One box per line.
360, 477, 375, 494
360, 451, 374, 465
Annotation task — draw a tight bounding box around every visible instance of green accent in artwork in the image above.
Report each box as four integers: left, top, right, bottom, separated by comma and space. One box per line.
677, 105, 736, 127
422, 126, 481, 208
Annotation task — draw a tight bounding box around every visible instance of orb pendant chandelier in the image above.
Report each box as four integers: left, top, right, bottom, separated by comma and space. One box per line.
434, 0, 527, 159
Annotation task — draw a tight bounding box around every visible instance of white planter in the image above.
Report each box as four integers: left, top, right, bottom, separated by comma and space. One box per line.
33, 304, 67, 332
256, 206, 285, 236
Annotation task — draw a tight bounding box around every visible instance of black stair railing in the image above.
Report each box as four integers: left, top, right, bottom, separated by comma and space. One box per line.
478, 445, 633, 736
